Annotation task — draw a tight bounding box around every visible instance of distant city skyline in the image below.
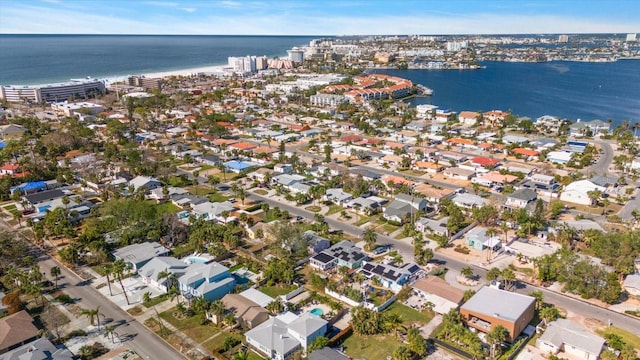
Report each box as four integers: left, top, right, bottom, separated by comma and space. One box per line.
1, 0, 639, 36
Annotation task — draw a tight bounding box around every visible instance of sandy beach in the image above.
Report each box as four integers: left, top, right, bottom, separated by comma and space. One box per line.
142, 64, 228, 79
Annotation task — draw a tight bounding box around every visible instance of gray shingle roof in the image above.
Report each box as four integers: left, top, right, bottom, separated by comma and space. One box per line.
538, 319, 604, 356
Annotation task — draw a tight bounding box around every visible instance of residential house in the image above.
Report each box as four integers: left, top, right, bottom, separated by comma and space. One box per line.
307, 348, 349, 360
221, 294, 269, 330
309, 240, 367, 271
452, 193, 490, 211
413, 183, 456, 206
0, 124, 26, 140
559, 180, 605, 206
536, 319, 604, 360
178, 262, 235, 301
324, 188, 354, 205
0, 337, 74, 360
470, 156, 500, 169
344, 197, 383, 215
0, 311, 40, 354
245, 313, 328, 360
582, 119, 610, 134
547, 150, 573, 164
274, 164, 293, 174
112, 242, 170, 271
148, 186, 188, 202
521, 174, 560, 199
301, 231, 331, 255
459, 111, 480, 126
465, 227, 502, 251
460, 287, 535, 342
412, 276, 464, 314
505, 188, 538, 210
623, 273, 640, 298
23, 189, 65, 208
137, 256, 189, 292
128, 176, 162, 193
413, 161, 444, 173
359, 261, 411, 292
589, 175, 618, 189
383, 193, 428, 224
444, 167, 475, 181
415, 216, 449, 237
272, 174, 305, 188
191, 201, 236, 223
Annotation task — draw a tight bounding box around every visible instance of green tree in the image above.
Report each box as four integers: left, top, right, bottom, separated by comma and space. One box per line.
461, 267, 474, 279
393, 346, 412, 360
486, 325, 509, 358
362, 226, 377, 251
104, 325, 117, 343
529, 290, 544, 310
308, 336, 330, 353
384, 313, 404, 339
50, 266, 61, 290
406, 326, 427, 355
112, 259, 131, 305
486, 267, 502, 282
81, 306, 105, 330
540, 306, 560, 322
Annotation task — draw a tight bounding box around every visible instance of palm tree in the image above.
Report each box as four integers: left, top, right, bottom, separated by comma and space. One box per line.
529, 290, 544, 310
384, 313, 404, 338
266, 299, 284, 315
112, 259, 130, 305
81, 306, 104, 330
232, 349, 249, 360
50, 266, 61, 290
501, 268, 516, 290
142, 291, 151, 304
103, 263, 114, 296
486, 325, 509, 359
461, 267, 474, 279
362, 226, 377, 251
209, 299, 225, 325
104, 325, 117, 343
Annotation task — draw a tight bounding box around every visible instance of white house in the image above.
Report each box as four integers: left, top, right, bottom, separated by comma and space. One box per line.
245, 312, 327, 359
536, 319, 604, 360
559, 180, 605, 206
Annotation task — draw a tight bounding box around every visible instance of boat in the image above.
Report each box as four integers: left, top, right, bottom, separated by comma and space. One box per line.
416, 84, 433, 96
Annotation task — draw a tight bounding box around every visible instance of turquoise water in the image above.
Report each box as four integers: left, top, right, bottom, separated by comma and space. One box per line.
310, 308, 324, 317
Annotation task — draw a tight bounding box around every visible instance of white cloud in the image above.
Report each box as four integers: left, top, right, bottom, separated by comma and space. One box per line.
1, 3, 638, 35
219, 1, 241, 8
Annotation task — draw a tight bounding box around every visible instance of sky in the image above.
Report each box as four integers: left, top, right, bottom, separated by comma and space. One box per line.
0, 0, 639, 35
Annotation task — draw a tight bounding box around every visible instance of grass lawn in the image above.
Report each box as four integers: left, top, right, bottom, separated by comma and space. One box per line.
247, 351, 266, 360
384, 302, 433, 325
143, 293, 168, 308
263, 209, 285, 222
342, 333, 404, 360
199, 165, 215, 171
160, 309, 220, 344
379, 222, 401, 234
596, 326, 640, 350
260, 284, 297, 298
253, 189, 268, 195
155, 201, 181, 214
354, 215, 375, 227
325, 205, 343, 215
208, 192, 231, 203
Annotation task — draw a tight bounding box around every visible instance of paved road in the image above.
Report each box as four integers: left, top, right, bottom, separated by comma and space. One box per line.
36, 252, 186, 360
246, 191, 640, 334
588, 139, 615, 177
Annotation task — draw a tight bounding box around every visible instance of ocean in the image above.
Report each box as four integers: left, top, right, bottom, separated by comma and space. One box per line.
1, 35, 639, 125
0, 34, 317, 85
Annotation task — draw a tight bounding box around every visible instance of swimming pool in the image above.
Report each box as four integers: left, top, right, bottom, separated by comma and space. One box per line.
310, 308, 324, 317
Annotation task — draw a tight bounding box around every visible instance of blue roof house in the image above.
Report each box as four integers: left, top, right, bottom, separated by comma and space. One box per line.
224, 160, 258, 173
179, 262, 236, 301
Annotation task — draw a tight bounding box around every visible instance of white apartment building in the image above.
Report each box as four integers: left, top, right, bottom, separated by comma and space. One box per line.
0, 79, 106, 103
